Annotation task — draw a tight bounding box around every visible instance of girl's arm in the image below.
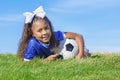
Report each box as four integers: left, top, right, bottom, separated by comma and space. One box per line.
65, 32, 84, 60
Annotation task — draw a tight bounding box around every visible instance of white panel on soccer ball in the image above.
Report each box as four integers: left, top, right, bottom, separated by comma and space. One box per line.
56, 39, 78, 59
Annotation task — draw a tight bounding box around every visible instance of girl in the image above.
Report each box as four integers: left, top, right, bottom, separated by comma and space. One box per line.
17, 6, 89, 61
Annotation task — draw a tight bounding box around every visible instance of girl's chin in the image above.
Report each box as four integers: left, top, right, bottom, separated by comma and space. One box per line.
42, 40, 49, 44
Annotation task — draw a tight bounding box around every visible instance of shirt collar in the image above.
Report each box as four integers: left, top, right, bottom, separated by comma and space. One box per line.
39, 41, 50, 48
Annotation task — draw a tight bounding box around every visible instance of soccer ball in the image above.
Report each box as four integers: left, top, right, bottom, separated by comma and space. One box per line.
56, 39, 79, 59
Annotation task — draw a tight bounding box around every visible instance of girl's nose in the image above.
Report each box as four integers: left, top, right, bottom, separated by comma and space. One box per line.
42, 30, 47, 34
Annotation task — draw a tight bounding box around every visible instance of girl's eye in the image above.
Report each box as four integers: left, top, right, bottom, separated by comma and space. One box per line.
37, 29, 42, 32
37, 26, 50, 32
45, 26, 50, 30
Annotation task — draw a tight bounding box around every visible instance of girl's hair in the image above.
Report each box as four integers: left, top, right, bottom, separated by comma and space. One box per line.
17, 16, 59, 59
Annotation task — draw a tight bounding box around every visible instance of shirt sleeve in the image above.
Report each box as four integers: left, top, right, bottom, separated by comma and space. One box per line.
54, 31, 65, 41
24, 46, 35, 60
24, 41, 36, 61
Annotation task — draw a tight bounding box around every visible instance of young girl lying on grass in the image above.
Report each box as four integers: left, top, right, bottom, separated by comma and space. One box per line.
17, 6, 90, 61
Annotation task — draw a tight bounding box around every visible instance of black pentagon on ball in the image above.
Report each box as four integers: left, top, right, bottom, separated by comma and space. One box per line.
65, 43, 74, 52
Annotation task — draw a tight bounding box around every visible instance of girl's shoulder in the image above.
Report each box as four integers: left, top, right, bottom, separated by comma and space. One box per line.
54, 31, 65, 41
29, 37, 38, 43
28, 37, 49, 48
27, 37, 40, 46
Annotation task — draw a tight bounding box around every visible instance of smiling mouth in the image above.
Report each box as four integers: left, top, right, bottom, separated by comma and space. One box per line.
42, 37, 48, 40
42, 35, 49, 40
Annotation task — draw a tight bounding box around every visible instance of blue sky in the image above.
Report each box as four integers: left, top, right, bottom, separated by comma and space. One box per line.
0, 0, 120, 53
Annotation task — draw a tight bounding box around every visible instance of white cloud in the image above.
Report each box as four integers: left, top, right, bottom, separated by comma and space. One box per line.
89, 45, 120, 53
48, 0, 120, 13
0, 14, 24, 22
55, 0, 120, 8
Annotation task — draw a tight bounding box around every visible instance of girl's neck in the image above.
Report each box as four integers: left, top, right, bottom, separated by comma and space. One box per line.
39, 41, 50, 48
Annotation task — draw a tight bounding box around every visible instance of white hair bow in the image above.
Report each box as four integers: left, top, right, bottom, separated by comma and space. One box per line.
23, 6, 46, 23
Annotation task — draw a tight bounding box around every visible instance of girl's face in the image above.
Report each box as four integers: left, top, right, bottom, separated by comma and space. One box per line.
32, 19, 52, 44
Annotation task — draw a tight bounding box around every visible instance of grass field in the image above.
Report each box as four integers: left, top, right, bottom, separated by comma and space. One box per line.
0, 52, 120, 80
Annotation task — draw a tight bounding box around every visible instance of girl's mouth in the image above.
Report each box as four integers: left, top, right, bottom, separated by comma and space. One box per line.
42, 35, 49, 40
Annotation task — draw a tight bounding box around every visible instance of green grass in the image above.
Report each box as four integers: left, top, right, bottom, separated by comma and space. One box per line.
0, 53, 120, 80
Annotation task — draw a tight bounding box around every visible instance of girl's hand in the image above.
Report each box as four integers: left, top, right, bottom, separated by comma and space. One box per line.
45, 54, 58, 61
